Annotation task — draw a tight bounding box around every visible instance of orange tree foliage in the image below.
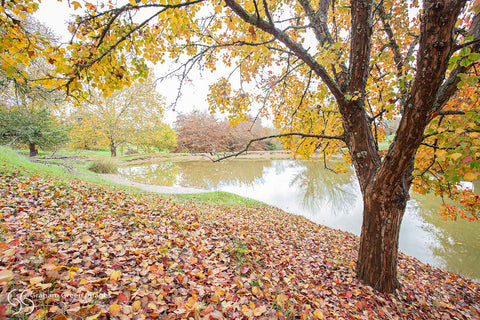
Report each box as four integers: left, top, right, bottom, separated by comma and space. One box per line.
1, 0, 479, 292
174, 111, 272, 153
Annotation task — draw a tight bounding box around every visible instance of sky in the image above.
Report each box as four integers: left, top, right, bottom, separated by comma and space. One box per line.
33, 1, 222, 125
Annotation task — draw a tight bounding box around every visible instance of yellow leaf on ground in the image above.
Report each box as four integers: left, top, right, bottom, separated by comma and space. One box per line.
110, 270, 122, 281
29, 276, 44, 285
253, 305, 267, 316
0, 269, 14, 282
109, 303, 121, 316
85, 311, 102, 320
313, 309, 324, 319
132, 300, 142, 312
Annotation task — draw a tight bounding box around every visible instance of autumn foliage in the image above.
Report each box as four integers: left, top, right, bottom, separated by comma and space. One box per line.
1, 0, 479, 293
174, 111, 274, 153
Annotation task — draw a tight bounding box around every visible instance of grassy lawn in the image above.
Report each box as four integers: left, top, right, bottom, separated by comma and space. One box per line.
0, 146, 263, 207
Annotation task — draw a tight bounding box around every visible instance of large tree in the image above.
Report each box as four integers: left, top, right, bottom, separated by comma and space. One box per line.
0, 107, 69, 156
68, 76, 176, 156
2, 0, 479, 293
0, 14, 68, 156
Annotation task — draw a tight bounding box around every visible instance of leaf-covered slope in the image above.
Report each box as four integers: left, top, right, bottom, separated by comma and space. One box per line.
0, 166, 478, 319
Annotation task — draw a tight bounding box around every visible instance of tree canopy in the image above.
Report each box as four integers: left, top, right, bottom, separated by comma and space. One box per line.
0, 107, 69, 156
68, 75, 176, 156
174, 111, 273, 153
1, 0, 479, 292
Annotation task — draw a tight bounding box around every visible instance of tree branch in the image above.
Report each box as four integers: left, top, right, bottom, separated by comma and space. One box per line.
432, 12, 480, 114
224, 0, 346, 106
347, 0, 373, 97
211, 132, 345, 162
376, 0, 467, 191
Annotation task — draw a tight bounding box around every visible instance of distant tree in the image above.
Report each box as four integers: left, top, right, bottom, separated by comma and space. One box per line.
0, 107, 69, 156
174, 111, 226, 153
174, 110, 273, 153
68, 76, 175, 156
225, 119, 272, 152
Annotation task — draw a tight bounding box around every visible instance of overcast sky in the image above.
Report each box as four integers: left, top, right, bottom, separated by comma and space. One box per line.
34, 1, 220, 125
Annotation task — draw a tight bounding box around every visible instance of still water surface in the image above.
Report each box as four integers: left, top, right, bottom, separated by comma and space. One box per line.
118, 160, 479, 281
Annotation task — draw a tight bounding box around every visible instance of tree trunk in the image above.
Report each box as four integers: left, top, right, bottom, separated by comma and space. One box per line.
110, 143, 117, 157
29, 143, 38, 157
356, 181, 409, 292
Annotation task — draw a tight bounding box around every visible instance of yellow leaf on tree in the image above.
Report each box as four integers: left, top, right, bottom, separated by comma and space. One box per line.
450, 153, 463, 161
71, 1, 82, 10
463, 172, 477, 181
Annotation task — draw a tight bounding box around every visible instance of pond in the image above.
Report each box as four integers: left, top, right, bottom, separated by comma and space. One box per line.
118, 159, 480, 281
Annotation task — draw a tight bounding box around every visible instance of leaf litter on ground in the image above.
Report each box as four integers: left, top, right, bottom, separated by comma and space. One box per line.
0, 165, 479, 319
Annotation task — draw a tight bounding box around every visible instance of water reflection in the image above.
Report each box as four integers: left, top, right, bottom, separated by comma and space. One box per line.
290, 162, 357, 215
414, 194, 480, 280
120, 162, 180, 186
118, 160, 479, 281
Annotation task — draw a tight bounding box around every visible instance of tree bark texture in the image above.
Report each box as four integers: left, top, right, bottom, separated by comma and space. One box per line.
110, 143, 117, 157
354, 0, 468, 292
29, 143, 38, 157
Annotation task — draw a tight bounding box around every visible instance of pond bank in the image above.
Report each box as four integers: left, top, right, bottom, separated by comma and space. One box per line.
1, 146, 479, 319
118, 150, 302, 165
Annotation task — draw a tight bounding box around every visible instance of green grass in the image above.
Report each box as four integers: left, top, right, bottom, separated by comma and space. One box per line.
166, 191, 266, 207
0, 146, 125, 189
1, 146, 74, 178
1, 146, 265, 208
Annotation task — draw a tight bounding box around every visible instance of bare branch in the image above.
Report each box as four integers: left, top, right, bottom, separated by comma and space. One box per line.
420, 142, 455, 150
212, 132, 345, 162
262, 0, 274, 25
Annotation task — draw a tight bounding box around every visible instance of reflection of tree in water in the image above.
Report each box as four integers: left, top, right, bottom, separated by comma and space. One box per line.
291, 161, 358, 215
175, 160, 270, 188
413, 193, 480, 281
118, 162, 180, 186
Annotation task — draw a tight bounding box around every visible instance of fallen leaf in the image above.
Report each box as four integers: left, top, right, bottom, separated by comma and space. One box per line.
109, 303, 121, 316
313, 309, 324, 319
0, 270, 13, 282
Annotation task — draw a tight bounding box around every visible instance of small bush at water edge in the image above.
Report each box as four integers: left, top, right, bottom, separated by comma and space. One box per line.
88, 158, 118, 174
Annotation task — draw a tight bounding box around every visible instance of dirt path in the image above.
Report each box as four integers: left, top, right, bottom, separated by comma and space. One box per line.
102, 173, 207, 194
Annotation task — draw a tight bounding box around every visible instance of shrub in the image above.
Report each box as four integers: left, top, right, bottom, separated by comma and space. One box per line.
88, 158, 117, 174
